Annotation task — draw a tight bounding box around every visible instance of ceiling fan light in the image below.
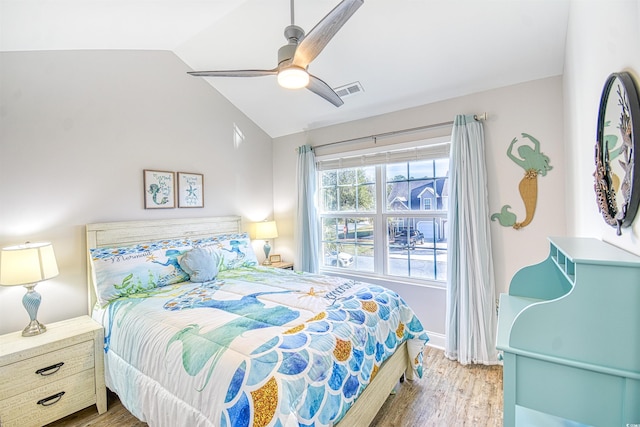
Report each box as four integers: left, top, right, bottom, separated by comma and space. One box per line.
277, 67, 309, 89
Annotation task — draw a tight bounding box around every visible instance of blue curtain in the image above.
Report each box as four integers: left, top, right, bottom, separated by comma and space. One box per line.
296, 145, 319, 273
445, 114, 498, 365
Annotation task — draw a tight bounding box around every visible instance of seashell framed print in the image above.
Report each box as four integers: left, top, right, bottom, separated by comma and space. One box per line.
177, 172, 204, 208
144, 169, 176, 209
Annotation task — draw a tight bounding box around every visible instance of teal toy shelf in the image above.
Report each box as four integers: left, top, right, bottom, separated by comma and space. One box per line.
496, 237, 640, 427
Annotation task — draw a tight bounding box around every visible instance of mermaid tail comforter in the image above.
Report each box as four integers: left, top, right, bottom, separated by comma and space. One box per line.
93, 266, 429, 427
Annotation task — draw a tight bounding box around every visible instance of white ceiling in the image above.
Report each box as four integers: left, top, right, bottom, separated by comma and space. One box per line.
1, 0, 570, 138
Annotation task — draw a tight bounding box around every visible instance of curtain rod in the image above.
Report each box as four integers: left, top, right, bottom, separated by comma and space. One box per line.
310, 112, 487, 151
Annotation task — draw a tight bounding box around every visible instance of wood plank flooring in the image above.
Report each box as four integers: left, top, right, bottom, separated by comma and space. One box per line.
370, 346, 503, 426
46, 346, 503, 427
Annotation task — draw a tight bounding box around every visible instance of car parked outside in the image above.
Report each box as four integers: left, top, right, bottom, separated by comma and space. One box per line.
394, 229, 425, 249
325, 251, 354, 267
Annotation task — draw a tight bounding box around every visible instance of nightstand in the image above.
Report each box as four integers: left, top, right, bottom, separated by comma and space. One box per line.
270, 261, 294, 270
0, 315, 107, 427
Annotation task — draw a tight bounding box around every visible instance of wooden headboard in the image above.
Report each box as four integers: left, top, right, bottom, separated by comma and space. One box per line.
85, 216, 242, 312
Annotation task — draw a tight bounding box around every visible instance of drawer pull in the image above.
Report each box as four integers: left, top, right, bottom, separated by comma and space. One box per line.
37, 391, 65, 406
35, 362, 65, 376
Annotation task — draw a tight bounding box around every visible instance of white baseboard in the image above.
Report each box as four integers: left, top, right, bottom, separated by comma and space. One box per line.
425, 330, 445, 350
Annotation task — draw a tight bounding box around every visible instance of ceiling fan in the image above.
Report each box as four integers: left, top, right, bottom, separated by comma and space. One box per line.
188, 0, 364, 107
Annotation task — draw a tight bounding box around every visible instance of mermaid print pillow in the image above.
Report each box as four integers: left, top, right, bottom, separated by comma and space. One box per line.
191, 233, 259, 271
90, 239, 192, 306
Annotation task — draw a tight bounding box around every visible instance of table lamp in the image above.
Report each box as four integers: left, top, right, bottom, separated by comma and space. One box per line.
254, 221, 278, 265
0, 242, 59, 337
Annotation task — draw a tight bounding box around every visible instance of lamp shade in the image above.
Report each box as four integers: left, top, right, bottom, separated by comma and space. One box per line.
0, 242, 59, 286
255, 221, 279, 240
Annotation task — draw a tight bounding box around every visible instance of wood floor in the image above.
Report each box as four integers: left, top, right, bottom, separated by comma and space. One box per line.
370, 346, 503, 426
46, 346, 503, 427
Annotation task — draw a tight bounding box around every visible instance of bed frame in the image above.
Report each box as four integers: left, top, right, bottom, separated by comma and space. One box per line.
85, 216, 413, 427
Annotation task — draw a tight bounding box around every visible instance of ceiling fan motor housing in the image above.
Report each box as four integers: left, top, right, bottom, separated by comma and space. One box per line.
278, 25, 305, 65
278, 43, 297, 65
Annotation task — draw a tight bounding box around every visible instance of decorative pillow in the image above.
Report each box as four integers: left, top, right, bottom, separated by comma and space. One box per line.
179, 246, 220, 282
90, 239, 191, 306
192, 232, 259, 271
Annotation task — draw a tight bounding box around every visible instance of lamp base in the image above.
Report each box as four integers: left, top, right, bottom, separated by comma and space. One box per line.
22, 283, 46, 337
22, 319, 46, 337
263, 241, 272, 265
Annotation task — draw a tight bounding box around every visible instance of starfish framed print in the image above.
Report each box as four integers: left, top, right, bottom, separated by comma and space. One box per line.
143, 169, 175, 209
177, 172, 204, 208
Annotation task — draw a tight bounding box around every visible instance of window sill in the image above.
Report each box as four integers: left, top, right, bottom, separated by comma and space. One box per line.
318, 268, 446, 291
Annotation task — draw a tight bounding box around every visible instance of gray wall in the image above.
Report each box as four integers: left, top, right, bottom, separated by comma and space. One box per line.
0, 50, 273, 334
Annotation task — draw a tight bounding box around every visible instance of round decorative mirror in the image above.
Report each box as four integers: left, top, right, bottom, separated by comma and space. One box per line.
594, 71, 640, 235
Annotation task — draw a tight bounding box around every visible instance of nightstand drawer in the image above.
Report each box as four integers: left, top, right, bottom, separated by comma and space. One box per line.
0, 368, 95, 427
0, 316, 107, 423
0, 339, 94, 399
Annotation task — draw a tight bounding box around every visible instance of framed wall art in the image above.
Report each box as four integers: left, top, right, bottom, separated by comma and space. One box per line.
594, 71, 640, 235
178, 172, 204, 208
143, 169, 175, 209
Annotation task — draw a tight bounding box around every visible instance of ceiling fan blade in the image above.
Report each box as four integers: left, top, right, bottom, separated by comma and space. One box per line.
292, 0, 363, 68
307, 74, 344, 107
188, 69, 277, 77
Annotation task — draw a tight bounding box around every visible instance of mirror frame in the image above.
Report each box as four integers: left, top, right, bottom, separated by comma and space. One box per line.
594, 71, 640, 235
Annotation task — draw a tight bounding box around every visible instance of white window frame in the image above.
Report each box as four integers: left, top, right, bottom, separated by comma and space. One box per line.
423, 197, 432, 211
316, 136, 450, 286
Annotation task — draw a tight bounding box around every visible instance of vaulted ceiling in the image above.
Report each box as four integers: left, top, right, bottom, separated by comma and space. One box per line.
1, 0, 570, 138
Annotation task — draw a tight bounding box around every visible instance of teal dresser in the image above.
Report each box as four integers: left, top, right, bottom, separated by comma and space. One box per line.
496, 236, 640, 427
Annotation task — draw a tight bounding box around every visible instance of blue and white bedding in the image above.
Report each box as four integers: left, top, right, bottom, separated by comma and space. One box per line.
93, 266, 429, 427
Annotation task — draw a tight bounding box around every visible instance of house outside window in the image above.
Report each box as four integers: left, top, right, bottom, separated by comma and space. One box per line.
317, 140, 450, 283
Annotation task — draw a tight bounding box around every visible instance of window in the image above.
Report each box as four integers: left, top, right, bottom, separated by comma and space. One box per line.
318, 145, 449, 283
423, 198, 432, 210
320, 167, 376, 272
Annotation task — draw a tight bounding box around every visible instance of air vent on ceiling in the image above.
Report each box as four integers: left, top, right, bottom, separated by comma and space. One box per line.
334, 81, 364, 98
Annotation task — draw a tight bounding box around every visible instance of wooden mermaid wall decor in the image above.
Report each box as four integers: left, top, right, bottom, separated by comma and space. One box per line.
491, 133, 553, 229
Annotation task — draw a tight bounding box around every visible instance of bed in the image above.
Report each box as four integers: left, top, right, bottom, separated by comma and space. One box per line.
86, 216, 429, 427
